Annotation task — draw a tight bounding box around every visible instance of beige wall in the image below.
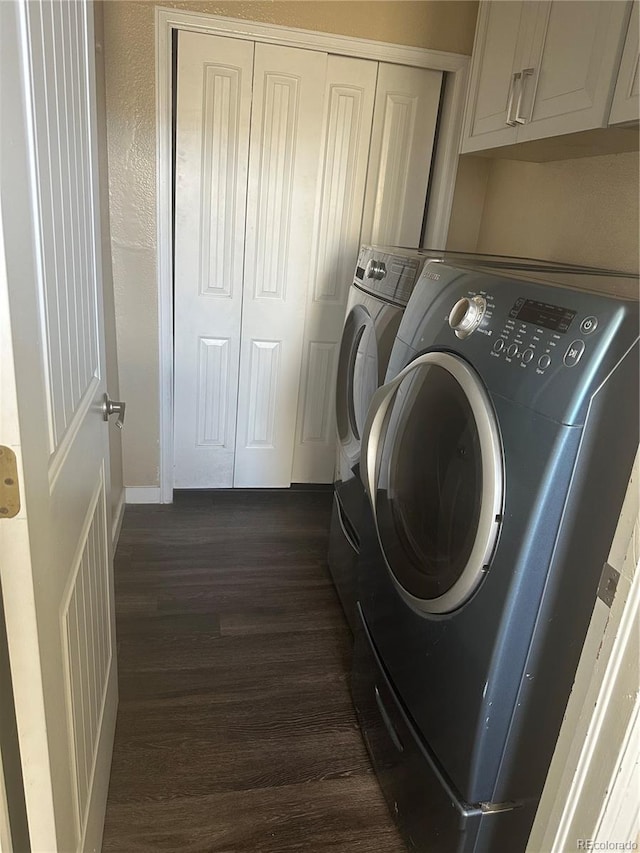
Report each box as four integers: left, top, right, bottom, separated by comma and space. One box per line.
95, 2, 124, 524
103, 0, 479, 489
444, 155, 491, 254
448, 151, 640, 274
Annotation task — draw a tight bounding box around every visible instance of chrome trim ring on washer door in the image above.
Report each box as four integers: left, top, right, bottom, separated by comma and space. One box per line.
361, 351, 504, 614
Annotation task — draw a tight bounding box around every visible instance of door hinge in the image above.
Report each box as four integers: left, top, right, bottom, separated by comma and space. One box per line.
597, 562, 620, 609
0, 446, 20, 518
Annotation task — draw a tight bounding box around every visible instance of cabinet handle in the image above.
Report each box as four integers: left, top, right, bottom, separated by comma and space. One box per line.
506, 71, 521, 126
514, 67, 535, 125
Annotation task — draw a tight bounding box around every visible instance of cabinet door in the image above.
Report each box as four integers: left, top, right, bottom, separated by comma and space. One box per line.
460, 1, 537, 153
361, 63, 443, 247
234, 43, 327, 487
173, 32, 254, 487
292, 55, 377, 484
609, 1, 640, 125
518, 0, 632, 142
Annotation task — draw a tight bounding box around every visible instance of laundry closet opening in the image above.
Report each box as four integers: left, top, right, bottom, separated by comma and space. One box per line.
165, 15, 463, 492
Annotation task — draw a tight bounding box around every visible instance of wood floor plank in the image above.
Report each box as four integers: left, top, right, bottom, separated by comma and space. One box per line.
103, 777, 405, 853
102, 491, 404, 852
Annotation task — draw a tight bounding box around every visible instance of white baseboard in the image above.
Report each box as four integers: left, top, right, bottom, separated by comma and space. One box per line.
125, 486, 162, 504
111, 489, 126, 546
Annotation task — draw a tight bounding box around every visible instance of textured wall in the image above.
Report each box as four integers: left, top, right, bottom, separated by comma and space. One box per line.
104, 2, 158, 488
103, 0, 479, 488
475, 151, 640, 273
94, 2, 123, 523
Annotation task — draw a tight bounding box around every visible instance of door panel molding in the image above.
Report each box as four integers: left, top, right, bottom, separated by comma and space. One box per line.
300, 341, 337, 445
311, 81, 372, 306
196, 337, 231, 447
199, 64, 244, 299
244, 339, 281, 448
60, 468, 112, 844
49, 374, 100, 492
250, 73, 299, 302
25, 0, 102, 457
157, 8, 469, 500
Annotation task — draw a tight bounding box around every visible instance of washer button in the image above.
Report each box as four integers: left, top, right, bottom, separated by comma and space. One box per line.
564, 340, 585, 367
493, 339, 505, 353
580, 316, 598, 335
538, 354, 551, 370
522, 348, 534, 364
506, 344, 519, 358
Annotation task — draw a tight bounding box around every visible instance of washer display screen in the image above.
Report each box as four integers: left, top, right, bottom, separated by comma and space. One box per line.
510, 298, 576, 333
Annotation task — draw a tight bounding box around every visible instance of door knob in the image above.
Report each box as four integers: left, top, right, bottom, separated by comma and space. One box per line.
102, 393, 126, 430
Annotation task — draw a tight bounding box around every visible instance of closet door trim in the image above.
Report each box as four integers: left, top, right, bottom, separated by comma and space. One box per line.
156, 7, 470, 501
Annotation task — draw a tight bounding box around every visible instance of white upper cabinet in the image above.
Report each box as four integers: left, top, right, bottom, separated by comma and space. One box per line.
461, 1, 537, 150
519, 1, 632, 141
609, 1, 640, 125
461, 0, 633, 153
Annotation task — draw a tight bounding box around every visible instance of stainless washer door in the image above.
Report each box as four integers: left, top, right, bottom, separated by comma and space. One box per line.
362, 352, 503, 614
336, 304, 379, 467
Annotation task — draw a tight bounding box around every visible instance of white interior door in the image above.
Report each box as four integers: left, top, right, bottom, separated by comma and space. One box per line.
291, 54, 377, 484
0, 2, 117, 851
361, 62, 443, 247
173, 31, 254, 488
233, 43, 327, 487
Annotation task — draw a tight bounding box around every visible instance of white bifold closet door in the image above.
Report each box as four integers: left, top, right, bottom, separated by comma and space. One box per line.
290, 56, 378, 483
175, 33, 327, 488
233, 44, 327, 486
361, 63, 443, 247
173, 33, 253, 488
174, 29, 442, 488
291, 61, 443, 482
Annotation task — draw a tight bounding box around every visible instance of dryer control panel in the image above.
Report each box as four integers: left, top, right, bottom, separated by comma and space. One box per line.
354, 245, 426, 307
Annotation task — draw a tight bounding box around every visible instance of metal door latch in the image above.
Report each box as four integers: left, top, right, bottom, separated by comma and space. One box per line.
0, 446, 20, 518
102, 394, 126, 430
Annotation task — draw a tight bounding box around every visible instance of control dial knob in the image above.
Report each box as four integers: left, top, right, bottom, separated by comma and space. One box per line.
448, 295, 487, 339
366, 259, 386, 280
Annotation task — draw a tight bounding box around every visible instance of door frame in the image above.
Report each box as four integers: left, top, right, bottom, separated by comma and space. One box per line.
154, 7, 470, 503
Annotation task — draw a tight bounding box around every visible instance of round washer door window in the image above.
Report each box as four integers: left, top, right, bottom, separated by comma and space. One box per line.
336, 305, 378, 450
372, 352, 503, 614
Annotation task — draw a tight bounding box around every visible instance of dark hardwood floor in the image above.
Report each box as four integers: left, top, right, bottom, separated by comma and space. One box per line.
102, 490, 405, 852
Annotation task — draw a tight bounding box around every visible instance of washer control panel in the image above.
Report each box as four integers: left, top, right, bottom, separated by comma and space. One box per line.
396, 261, 638, 425
449, 289, 598, 375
